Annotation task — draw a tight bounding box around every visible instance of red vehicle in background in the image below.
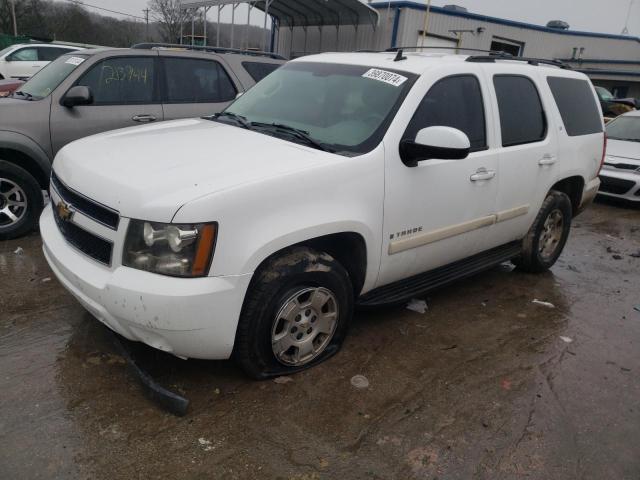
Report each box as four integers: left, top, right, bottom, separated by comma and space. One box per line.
0, 78, 24, 97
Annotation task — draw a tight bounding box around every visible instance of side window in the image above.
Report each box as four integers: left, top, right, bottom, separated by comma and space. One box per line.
241, 61, 281, 82
403, 75, 487, 152
163, 57, 236, 103
493, 75, 546, 147
9, 47, 39, 61
547, 77, 603, 136
77, 57, 155, 105
38, 47, 66, 62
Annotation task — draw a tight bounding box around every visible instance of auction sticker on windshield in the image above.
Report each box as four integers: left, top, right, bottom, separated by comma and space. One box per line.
362, 68, 408, 87
65, 56, 86, 66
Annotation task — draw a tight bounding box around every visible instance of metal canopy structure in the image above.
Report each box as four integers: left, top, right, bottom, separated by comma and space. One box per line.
181, 0, 379, 28
179, 0, 379, 54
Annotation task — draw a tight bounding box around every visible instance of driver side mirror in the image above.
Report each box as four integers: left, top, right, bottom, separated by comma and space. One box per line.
400, 126, 471, 167
62, 85, 93, 108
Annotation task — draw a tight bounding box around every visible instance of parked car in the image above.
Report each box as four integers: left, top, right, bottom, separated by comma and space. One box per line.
0, 78, 23, 97
595, 86, 637, 118
0, 44, 284, 239
40, 52, 604, 378
598, 110, 640, 202
0, 43, 82, 79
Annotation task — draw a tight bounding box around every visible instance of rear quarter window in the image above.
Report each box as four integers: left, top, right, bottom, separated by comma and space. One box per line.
547, 77, 603, 136
241, 61, 281, 82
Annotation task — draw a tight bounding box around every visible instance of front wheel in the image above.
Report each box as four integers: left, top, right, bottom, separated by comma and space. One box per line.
513, 190, 572, 273
0, 160, 43, 240
234, 247, 354, 379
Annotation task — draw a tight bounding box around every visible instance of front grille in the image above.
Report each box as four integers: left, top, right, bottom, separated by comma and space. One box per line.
53, 204, 113, 265
599, 175, 636, 195
51, 172, 120, 230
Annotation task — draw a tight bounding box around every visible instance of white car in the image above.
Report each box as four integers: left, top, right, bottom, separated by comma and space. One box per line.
40, 51, 605, 378
599, 110, 640, 202
0, 43, 81, 79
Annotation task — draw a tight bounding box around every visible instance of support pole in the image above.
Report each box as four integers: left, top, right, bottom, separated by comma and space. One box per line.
303, 26, 308, 55
191, 10, 195, 46
263, 0, 271, 51
203, 7, 208, 46
420, 0, 432, 48
319, 26, 323, 53
231, 3, 239, 48
246, 2, 253, 49
289, 26, 294, 57
10, 0, 17, 36
217, 5, 221, 47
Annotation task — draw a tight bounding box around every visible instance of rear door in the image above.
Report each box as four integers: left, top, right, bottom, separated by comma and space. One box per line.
483, 67, 559, 247
5, 46, 44, 78
50, 53, 163, 154
159, 52, 240, 120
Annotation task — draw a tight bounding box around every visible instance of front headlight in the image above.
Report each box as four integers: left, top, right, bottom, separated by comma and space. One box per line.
123, 220, 217, 277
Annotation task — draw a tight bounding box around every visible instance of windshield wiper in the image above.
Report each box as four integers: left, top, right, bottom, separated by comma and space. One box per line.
212, 111, 251, 129
12, 90, 34, 101
251, 122, 333, 152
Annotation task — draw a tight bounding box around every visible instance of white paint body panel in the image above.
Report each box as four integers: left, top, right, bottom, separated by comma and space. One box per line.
41, 52, 603, 359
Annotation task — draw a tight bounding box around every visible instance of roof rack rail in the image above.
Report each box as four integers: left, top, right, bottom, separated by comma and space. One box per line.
384, 46, 504, 54
130, 43, 286, 60
466, 54, 571, 69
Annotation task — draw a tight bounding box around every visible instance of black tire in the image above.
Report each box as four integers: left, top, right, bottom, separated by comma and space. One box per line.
513, 190, 572, 273
0, 160, 43, 240
235, 246, 354, 379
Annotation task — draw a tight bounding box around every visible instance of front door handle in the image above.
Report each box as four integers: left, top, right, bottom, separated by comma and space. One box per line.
470, 168, 496, 182
132, 114, 157, 123
539, 154, 557, 166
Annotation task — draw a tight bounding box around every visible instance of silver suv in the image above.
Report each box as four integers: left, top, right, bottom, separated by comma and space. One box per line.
0, 44, 284, 239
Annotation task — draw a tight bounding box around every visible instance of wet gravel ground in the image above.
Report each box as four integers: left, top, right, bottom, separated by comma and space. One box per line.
1, 199, 639, 480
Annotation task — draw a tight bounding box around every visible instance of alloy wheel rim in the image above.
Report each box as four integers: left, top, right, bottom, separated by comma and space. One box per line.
538, 208, 564, 260
271, 286, 339, 367
0, 178, 28, 227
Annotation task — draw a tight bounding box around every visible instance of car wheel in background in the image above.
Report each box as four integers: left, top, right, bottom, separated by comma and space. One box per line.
235, 246, 354, 379
513, 190, 572, 273
0, 160, 43, 240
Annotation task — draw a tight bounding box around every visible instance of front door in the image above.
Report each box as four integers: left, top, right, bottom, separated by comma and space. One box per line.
5, 46, 45, 78
378, 71, 500, 286
50, 55, 163, 155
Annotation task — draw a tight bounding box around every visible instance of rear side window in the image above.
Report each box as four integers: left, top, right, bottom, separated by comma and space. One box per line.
38, 47, 71, 62
77, 57, 155, 104
242, 61, 281, 82
547, 77, 603, 136
494, 75, 546, 147
404, 75, 487, 151
163, 57, 236, 103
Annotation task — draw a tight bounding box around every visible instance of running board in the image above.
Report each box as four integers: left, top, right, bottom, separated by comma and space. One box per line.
358, 241, 522, 307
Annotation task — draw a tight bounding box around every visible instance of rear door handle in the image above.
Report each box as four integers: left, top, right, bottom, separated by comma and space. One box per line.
132, 114, 157, 123
539, 154, 557, 166
470, 168, 496, 182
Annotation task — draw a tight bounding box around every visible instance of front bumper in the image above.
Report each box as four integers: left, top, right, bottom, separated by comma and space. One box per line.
598, 169, 640, 203
40, 205, 252, 360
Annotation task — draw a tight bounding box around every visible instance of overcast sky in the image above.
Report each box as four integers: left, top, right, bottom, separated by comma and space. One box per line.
86, 0, 639, 36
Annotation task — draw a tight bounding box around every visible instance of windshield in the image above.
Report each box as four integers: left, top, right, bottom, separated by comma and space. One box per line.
596, 86, 615, 101
221, 62, 417, 155
17, 54, 88, 99
606, 116, 640, 142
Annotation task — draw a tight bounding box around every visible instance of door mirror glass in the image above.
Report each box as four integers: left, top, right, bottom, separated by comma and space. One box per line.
400, 126, 470, 167
62, 85, 93, 107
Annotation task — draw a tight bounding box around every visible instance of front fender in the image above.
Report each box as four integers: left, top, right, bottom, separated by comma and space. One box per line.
0, 130, 52, 179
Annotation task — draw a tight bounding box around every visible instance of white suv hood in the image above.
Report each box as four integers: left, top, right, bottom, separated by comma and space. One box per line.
53, 118, 333, 222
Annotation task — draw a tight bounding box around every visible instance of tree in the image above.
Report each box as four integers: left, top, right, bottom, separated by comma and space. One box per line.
148, 0, 188, 43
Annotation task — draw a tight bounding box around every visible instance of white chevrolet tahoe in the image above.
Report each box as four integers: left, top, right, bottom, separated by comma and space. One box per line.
40, 51, 604, 379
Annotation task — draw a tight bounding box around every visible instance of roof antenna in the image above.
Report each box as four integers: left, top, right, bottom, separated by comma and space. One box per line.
394, 48, 407, 61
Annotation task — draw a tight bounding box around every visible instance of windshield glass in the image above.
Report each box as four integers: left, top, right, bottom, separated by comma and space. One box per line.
596, 86, 614, 101
606, 115, 640, 142
222, 62, 416, 155
17, 54, 88, 99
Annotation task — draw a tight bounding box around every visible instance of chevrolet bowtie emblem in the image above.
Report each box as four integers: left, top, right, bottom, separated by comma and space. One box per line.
56, 199, 75, 222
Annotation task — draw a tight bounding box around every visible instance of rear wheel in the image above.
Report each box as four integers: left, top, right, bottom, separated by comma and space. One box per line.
0, 160, 43, 240
513, 190, 572, 273
235, 246, 353, 379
